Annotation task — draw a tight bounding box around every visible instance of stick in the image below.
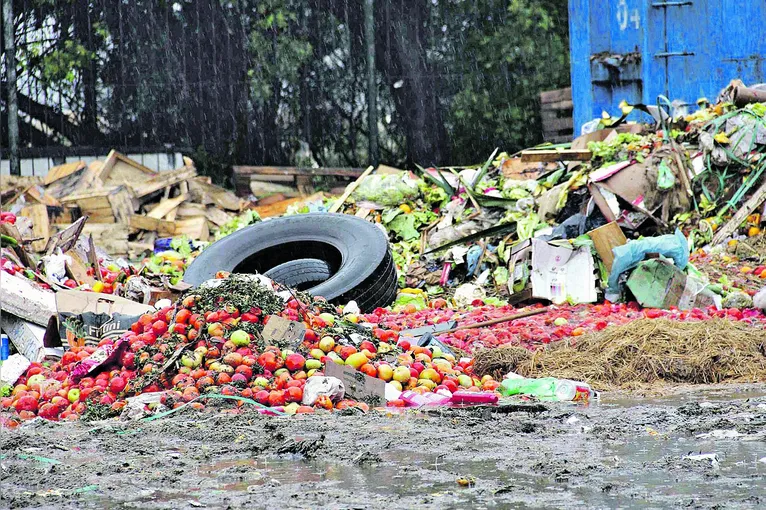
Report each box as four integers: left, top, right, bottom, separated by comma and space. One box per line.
712, 175, 766, 245
328, 165, 375, 213
668, 139, 693, 197
440, 307, 548, 334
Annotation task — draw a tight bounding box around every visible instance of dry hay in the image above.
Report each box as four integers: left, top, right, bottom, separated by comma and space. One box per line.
472, 319, 766, 390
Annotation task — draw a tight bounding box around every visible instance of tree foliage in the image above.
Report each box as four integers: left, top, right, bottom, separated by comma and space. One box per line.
3, 0, 570, 174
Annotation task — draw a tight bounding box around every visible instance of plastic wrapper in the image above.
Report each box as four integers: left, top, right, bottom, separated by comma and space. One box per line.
400, 390, 451, 407
42, 253, 70, 285
453, 283, 486, 308
301, 376, 345, 406
352, 174, 420, 207
608, 229, 689, 294
70, 340, 126, 383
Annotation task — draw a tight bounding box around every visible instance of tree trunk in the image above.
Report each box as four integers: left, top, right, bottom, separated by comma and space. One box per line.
374, 1, 448, 166
73, 0, 99, 142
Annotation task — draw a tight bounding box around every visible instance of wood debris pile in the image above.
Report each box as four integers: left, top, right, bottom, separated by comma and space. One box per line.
2, 151, 245, 256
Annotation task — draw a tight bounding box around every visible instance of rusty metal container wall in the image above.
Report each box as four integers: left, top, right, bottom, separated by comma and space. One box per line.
569, 0, 766, 134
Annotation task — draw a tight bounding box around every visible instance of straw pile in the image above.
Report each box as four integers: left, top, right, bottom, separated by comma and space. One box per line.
472, 319, 766, 389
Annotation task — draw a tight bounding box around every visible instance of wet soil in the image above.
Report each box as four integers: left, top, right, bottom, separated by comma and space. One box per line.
2, 385, 766, 509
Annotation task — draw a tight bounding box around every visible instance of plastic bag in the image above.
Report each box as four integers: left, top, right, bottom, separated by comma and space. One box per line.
352, 174, 420, 207
302, 376, 345, 405
657, 160, 676, 190
608, 229, 689, 294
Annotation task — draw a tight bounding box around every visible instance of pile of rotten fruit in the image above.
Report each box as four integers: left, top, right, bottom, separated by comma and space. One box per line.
6, 270, 766, 425
1, 275, 504, 424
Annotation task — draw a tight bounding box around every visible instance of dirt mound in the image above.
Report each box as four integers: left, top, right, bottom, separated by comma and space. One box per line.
472, 319, 766, 389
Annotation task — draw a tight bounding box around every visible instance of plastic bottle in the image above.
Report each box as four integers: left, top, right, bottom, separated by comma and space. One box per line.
553, 379, 594, 402
500, 377, 557, 398
499, 377, 594, 402
449, 391, 499, 405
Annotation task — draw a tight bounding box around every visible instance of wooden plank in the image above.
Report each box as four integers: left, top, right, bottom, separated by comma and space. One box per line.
540, 99, 574, 111
247, 174, 296, 183
2, 312, 48, 362
204, 206, 232, 227
129, 215, 176, 236
44, 216, 88, 255
44, 160, 86, 185
233, 166, 365, 178
84, 213, 116, 224
539, 87, 572, 104
87, 234, 103, 282
108, 186, 136, 224
712, 178, 766, 245
0, 223, 35, 268
328, 165, 375, 213
80, 223, 130, 255
132, 167, 197, 198
164, 207, 177, 222
65, 248, 95, 286
173, 217, 208, 241
541, 117, 574, 132
176, 203, 208, 217
45, 166, 103, 200
147, 194, 187, 219
61, 188, 113, 203
20, 203, 50, 252
187, 178, 242, 211
98, 149, 157, 186
520, 149, 591, 162
0, 273, 57, 326
24, 185, 61, 207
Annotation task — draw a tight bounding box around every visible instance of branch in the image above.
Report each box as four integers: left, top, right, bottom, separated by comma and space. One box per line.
0, 80, 99, 145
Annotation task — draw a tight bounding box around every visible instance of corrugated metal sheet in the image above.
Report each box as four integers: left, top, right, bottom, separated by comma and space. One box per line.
570, 0, 766, 133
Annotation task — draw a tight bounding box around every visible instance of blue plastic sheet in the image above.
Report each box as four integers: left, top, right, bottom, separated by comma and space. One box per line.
607, 229, 689, 294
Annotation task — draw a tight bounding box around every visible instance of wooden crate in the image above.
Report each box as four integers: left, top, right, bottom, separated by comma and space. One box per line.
540, 87, 574, 144
61, 186, 135, 224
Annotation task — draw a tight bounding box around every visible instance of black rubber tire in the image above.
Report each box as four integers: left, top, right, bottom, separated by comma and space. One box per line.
264, 258, 332, 290
184, 213, 397, 311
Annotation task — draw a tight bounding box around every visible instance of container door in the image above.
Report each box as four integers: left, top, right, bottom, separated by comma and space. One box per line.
589, 0, 646, 117
661, 1, 766, 106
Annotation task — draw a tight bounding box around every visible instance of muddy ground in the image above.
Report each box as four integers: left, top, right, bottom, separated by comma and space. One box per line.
2, 385, 766, 509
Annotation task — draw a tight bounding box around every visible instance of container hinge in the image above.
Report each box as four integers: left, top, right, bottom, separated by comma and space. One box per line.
651, 1, 693, 7
654, 51, 695, 58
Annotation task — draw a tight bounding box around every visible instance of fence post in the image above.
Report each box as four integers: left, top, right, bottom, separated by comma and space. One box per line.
2, 0, 20, 176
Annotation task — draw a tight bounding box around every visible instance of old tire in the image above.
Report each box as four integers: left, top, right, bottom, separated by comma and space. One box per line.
184, 213, 397, 311
264, 258, 332, 290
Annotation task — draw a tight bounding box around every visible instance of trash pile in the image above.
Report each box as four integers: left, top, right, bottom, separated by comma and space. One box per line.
305, 84, 766, 311
0, 274, 512, 426
6, 81, 766, 427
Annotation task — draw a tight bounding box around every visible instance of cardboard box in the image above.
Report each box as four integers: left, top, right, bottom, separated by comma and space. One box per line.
324, 362, 385, 406
627, 259, 721, 310
50, 290, 154, 348
509, 238, 598, 305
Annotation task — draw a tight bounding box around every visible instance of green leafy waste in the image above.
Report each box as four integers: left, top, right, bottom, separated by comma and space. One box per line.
387, 214, 420, 241
215, 210, 261, 240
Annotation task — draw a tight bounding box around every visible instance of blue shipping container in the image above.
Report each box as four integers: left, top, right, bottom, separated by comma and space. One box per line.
569, 0, 766, 133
